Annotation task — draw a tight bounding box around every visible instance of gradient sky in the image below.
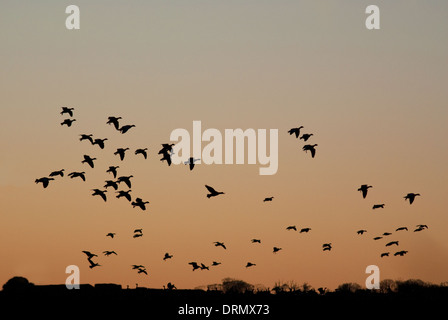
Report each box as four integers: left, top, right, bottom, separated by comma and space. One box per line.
1, 1, 447, 291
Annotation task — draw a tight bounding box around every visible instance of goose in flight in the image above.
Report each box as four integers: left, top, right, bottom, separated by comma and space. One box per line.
35, 177, 55, 188
288, 126, 304, 138
114, 148, 129, 161
246, 262, 256, 268
137, 268, 148, 275
184, 157, 200, 170
416, 224, 428, 230
189, 262, 200, 271
302, 144, 318, 158
107, 116, 122, 130
104, 180, 119, 190
205, 185, 225, 198
88, 260, 101, 269
357, 229, 367, 235
263, 197, 274, 202
93, 138, 108, 149
160, 151, 172, 166
358, 184, 372, 199
68, 171, 86, 181
211, 261, 221, 266
396, 227, 408, 232
404, 193, 420, 205
163, 253, 173, 261
92, 189, 107, 202
132, 198, 149, 211
106, 232, 116, 238
322, 243, 332, 251
380, 252, 390, 258
200, 263, 209, 270
394, 250, 408, 256
213, 241, 226, 249
300, 133, 313, 142
382, 232, 392, 236
251, 239, 261, 244
61, 107, 74, 117
372, 204, 385, 209
117, 175, 133, 188
134, 229, 143, 234
61, 118, 76, 127
133, 233, 143, 238
79, 134, 94, 144
300, 228, 311, 233
414, 226, 427, 232
103, 251, 117, 256
116, 190, 132, 202
386, 241, 399, 247
119, 124, 135, 134
373, 236, 383, 240
106, 166, 119, 179
131, 264, 145, 270
273, 247, 282, 253
158, 143, 175, 155
135, 148, 148, 159
82, 251, 98, 259
82, 155, 96, 168
49, 169, 65, 177
286, 226, 297, 231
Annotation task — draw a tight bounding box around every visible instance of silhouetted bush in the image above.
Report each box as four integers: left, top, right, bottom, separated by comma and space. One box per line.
2, 277, 34, 292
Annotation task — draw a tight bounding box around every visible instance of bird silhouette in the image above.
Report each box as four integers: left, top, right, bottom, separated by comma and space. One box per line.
79, 134, 94, 144
134, 229, 143, 234
386, 241, 399, 247
383, 232, 392, 236
300, 228, 311, 233
394, 251, 408, 256
211, 261, 221, 266
106, 233, 116, 238
82, 251, 98, 259
131, 264, 145, 270
93, 138, 108, 149
263, 197, 274, 202
288, 126, 304, 138
357, 229, 367, 235
414, 226, 427, 232
273, 247, 282, 253
246, 262, 256, 268
117, 175, 133, 189
286, 226, 297, 231
184, 157, 200, 170
300, 133, 313, 141
88, 260, 101, 269
163, 253, 173, 261
358, 184, 372, 199
213, 241, 226, 249
103, 251, 117, 256
106, 166, 119, 179
158, 143, 175, 155
92, 189, 107, 202
189, 262, 200, 271
107, 116, 122, 130
119, 124, 135, 134
104, 180, 119, 190
114, 148, 129, 161
61, 107, 74, 117
251, 239, 261, 244
49, 169, 65, 177
200, 263, 209, 270
302, 144, 318, 158
137, 267, 148, 275
322, 243, 332, 251
68, 171, 86, 181
82, 155, 96, 168
35, 177, 54, 188
416, 224, 428, 229
404, 193, 420, 205
381, 252, 390, 258
160, 150, 172, 166
396, 227, 408, 232
135, 148, 148, 159
205, 185, 225, 198
116, 190, 132, 202
61, 119, 76, 127
373, 236, 383, 240
131, 198, 149, 211
133, 233, 143, 238
372, 204, 385, 209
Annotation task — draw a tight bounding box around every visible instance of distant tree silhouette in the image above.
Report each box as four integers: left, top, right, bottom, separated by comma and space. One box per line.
2, 277, 34, 292
336, 282, 362, 293
222, 278, 254, 294
380, 279, 398, 294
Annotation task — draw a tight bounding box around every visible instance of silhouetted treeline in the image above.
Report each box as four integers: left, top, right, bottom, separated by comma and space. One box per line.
2, 276, 447, 317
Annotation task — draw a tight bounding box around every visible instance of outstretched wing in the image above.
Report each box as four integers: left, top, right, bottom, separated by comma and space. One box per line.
205, 185, 217, 193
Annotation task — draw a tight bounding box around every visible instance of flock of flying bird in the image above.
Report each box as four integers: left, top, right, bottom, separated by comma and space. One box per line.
34, 110, 428, 285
